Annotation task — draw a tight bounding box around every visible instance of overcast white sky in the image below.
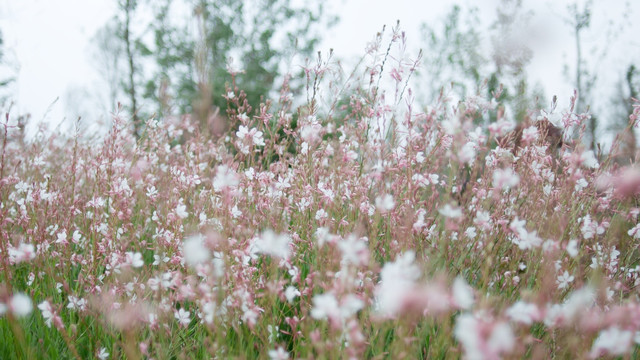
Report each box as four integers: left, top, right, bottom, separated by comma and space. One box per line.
0, 0, 637, 136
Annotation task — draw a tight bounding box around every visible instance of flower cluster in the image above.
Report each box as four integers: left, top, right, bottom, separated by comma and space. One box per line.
0, 26, 639, 359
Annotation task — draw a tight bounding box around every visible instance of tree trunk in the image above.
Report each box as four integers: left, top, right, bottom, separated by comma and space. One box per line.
124, 0, 139, 139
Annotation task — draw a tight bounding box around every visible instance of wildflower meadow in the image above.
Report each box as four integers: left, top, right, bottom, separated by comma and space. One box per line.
2, 25, 640, 359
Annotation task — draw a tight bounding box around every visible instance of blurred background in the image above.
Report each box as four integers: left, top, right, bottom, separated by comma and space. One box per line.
0, 0, 637, 149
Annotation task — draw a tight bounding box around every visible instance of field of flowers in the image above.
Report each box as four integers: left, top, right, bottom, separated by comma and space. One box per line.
1, 29, 640, 359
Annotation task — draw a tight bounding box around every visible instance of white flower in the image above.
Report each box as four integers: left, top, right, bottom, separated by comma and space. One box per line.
300, 118, 323, 143
580, 150, 599, 169
254, 230, 291, 260
285, 286, 300, 304
153, 253, 170, 266
412, 174, 429, 188
439, 204, 462, 218
38, 300, 54, 327
314, 227, 332, 247
574, 178, 588, 191
213, 165, 239, 192
174, 308, 191, 326
452, 277, 474, 310
558, 286, 596, 323
268, 346, 289, 360
590, 326, 633, 358
67, 295, 87, 312
8, 243, 36, 264
340, 295, 364, 319
146, 185, 158, 198
72, 230, 82, 244
488, 118, 516, 137
375, 194, 395, 212
455, 313, 514, 360
464, 227, 477, 239
556, 271, 574, 290
506, 301, 540, 325
310, 293, 339, 320
244, 167, 255, 180
182, 234, 211, 268
580, 214, 598, 239
428, 174, 440, 185
337, 235, 369, 266
236, 125, 265, 148
125, 252, 144, 268
252, 130, 265, 146
538, 109, 562, 127
55, 231, 68, 245
238, 113, 250, 123
459, 141, 477, 164
474, 210, 492, 230
521, 125, 539, 144
9, 293, 33, 317
236, 125, 249, 139
566, 239, 579, 258
175, 200, 188, 219
201, 301, 216, 324
97, 347, 110, 360
493, 168, 520, 190
231, 205, 242, 218
628, 223, 640, 239
510, 217, 542, 250
315, 209, 328, 220
375, 251, 421, 316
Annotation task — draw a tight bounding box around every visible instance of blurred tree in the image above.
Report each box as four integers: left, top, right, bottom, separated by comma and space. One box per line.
96, 0, 336, 139
121, 0, 142, 137
91, 20, 125, 114
419, 0, 543, 126
94, 0, 147, 137
566, 1, 598, 150
563, 0, 632, 152
609, 64, 639, 162
0, 29, 16, 106
419, 5, 485, 101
